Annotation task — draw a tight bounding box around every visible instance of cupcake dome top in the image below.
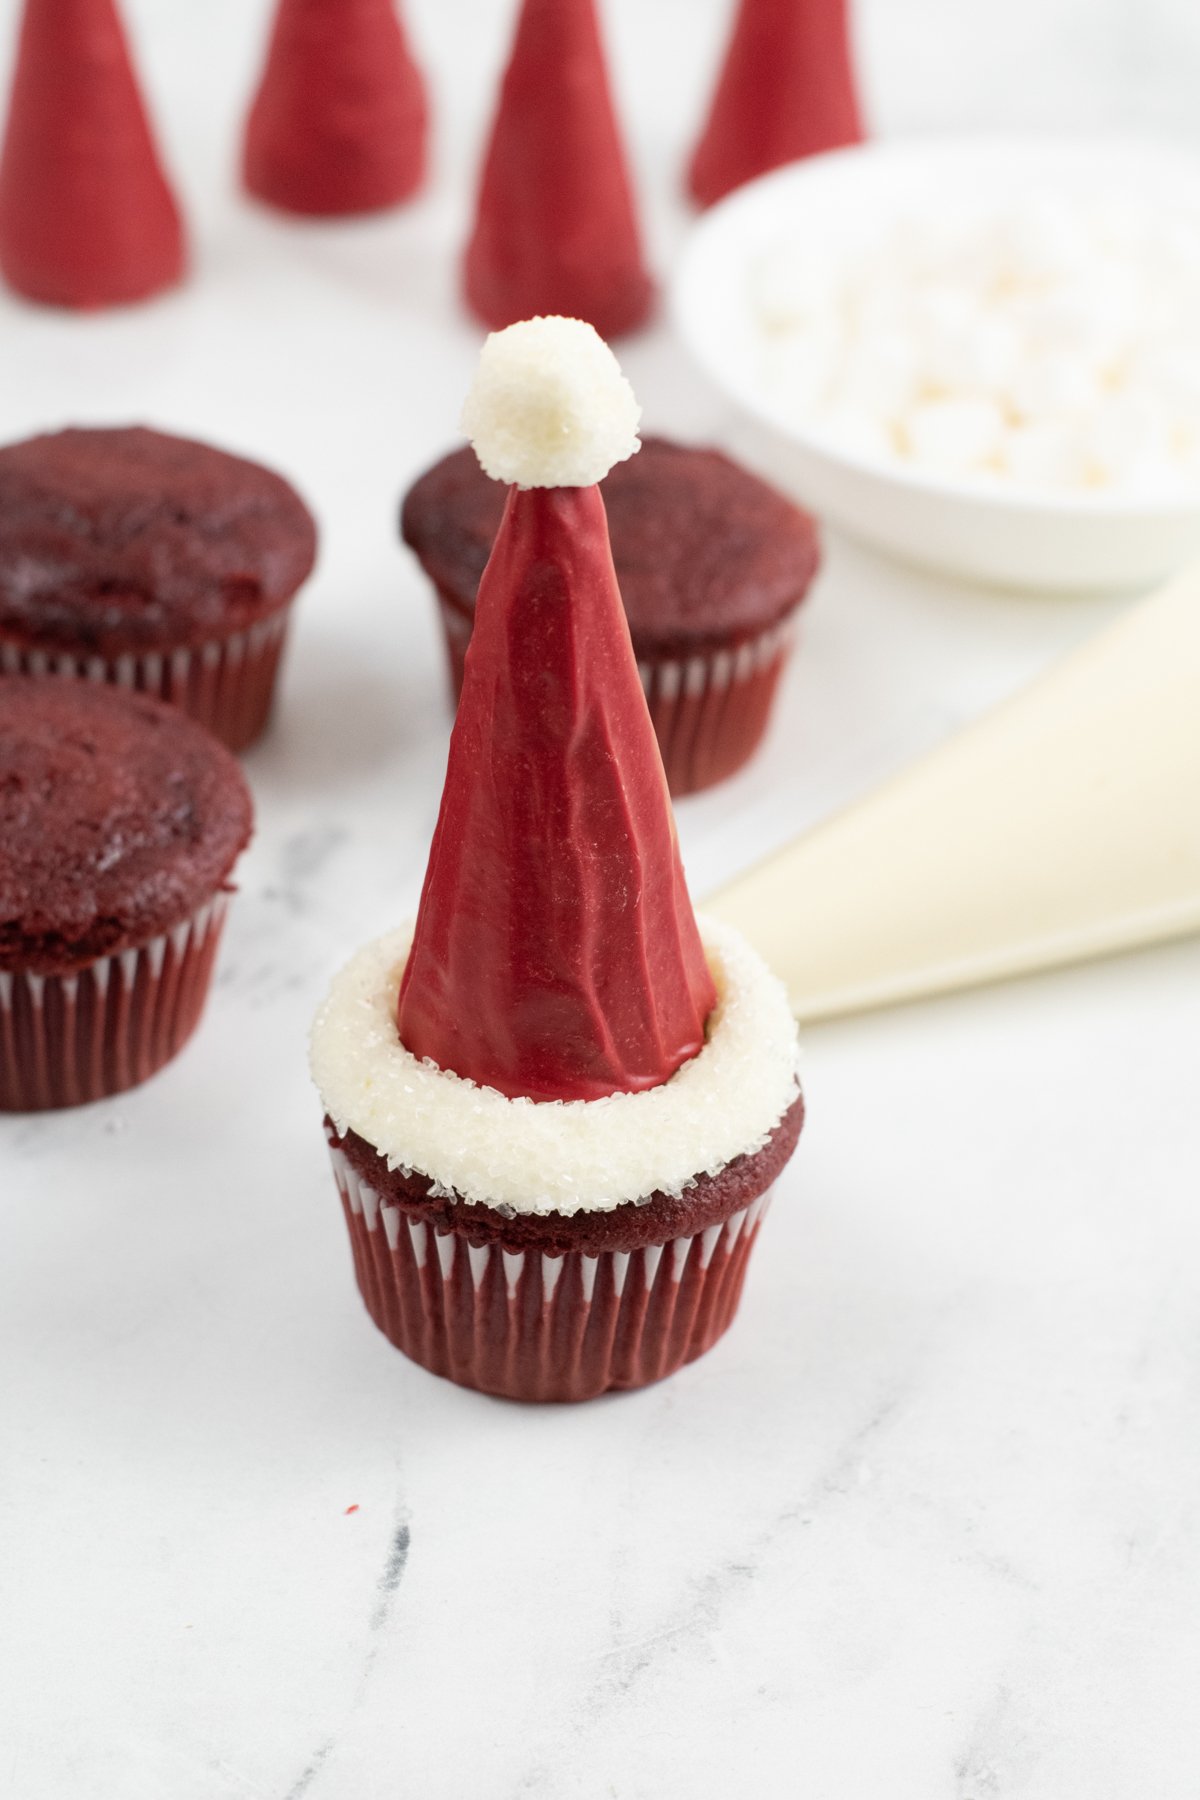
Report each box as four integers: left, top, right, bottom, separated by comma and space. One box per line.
315, 315, 801, 1210
0, 676, 253, 973
0, 426, 317, 655
402, 436, 820, 648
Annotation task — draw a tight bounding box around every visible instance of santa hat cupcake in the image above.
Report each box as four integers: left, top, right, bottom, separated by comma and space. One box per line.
311, 318, 803, 1402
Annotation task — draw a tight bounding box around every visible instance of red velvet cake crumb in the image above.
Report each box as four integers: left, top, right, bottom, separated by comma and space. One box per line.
464, 0, 653, 339
243, 0, 427, 217
0, 0, 185, 308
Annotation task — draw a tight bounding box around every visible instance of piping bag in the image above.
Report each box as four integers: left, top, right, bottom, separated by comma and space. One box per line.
706, 561, 1200, 1022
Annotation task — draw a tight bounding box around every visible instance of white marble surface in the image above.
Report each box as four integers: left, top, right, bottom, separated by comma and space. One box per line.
2, 2, 1200, 1796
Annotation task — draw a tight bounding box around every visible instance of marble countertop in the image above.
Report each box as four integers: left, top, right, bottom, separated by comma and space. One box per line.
2, 2, 1199, 1795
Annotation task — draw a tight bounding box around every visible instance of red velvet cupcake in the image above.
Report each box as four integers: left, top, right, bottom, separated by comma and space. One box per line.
313, 320, 803, 1402
402, 436, 819, 796
0, 426, 317, 752
0, 676, 252, 1111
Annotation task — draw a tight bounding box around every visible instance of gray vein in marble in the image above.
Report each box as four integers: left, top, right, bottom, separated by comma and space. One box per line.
955, 1542, 1038, 1594
498, 1382, 939, 1800
281, 1738, 334, 1800
515, 1383, 910, 1799
954, 1682, 1036, 1800
213, 952, 322, 1008
214, 1755, 272, 1799
368, 1519, 412, 1637
269, 826, 350, 917
278, 1503, 411, 1800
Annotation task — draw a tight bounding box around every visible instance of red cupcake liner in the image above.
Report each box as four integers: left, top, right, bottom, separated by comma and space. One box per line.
434, 587, 794, 797
0, 611, 291, 754
327, 1130, 775, 1402
0, 894, 230, 1112
636, 623, 795, 797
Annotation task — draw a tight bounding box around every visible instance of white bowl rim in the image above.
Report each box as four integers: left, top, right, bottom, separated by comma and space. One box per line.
671, 132, 1200, 524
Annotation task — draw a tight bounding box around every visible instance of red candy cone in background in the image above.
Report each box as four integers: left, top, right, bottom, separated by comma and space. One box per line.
397, 479, 714, 1102
0, 0, 185, 308
463, 0, 653, 340
243, 0, 427, 216
688, 0, 864, 208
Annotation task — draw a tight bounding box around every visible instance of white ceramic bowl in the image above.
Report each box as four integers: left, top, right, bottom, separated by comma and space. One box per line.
672, 137, 1200, 593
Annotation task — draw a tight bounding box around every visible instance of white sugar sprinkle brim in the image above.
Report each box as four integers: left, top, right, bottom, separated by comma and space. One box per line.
309, 915, 800, 1216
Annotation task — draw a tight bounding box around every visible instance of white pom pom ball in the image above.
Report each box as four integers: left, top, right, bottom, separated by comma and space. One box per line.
462, 315, 642, 489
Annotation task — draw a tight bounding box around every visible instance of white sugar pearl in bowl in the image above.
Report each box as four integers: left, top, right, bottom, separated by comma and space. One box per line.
672, 137, 1200, 592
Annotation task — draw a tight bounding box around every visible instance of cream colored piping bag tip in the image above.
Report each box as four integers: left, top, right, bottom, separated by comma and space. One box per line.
705, 562, 1200, 1024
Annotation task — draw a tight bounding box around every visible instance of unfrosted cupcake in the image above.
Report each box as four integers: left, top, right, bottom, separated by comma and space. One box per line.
402, 435, 819, 795
313, 319, 803, 1402
0, 676, 252, 1110
0, 426, 317, 751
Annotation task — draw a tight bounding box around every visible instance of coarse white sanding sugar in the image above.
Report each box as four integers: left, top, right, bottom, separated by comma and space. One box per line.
309, 916, 800, 1216
462, 315, 641, 490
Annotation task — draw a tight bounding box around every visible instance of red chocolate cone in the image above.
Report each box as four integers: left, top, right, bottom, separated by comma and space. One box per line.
688, 0, 864, 209
243, 0, 427, 216
0, 0, 184, 308
397, 483, 715, 1103
463, 0, 653, 340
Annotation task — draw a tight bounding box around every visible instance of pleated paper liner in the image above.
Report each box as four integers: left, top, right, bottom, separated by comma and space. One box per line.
434, 587, 795, 797
327, 1127, 776, 1402
0, 610, 291, 753
0, 894, 231, 1111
